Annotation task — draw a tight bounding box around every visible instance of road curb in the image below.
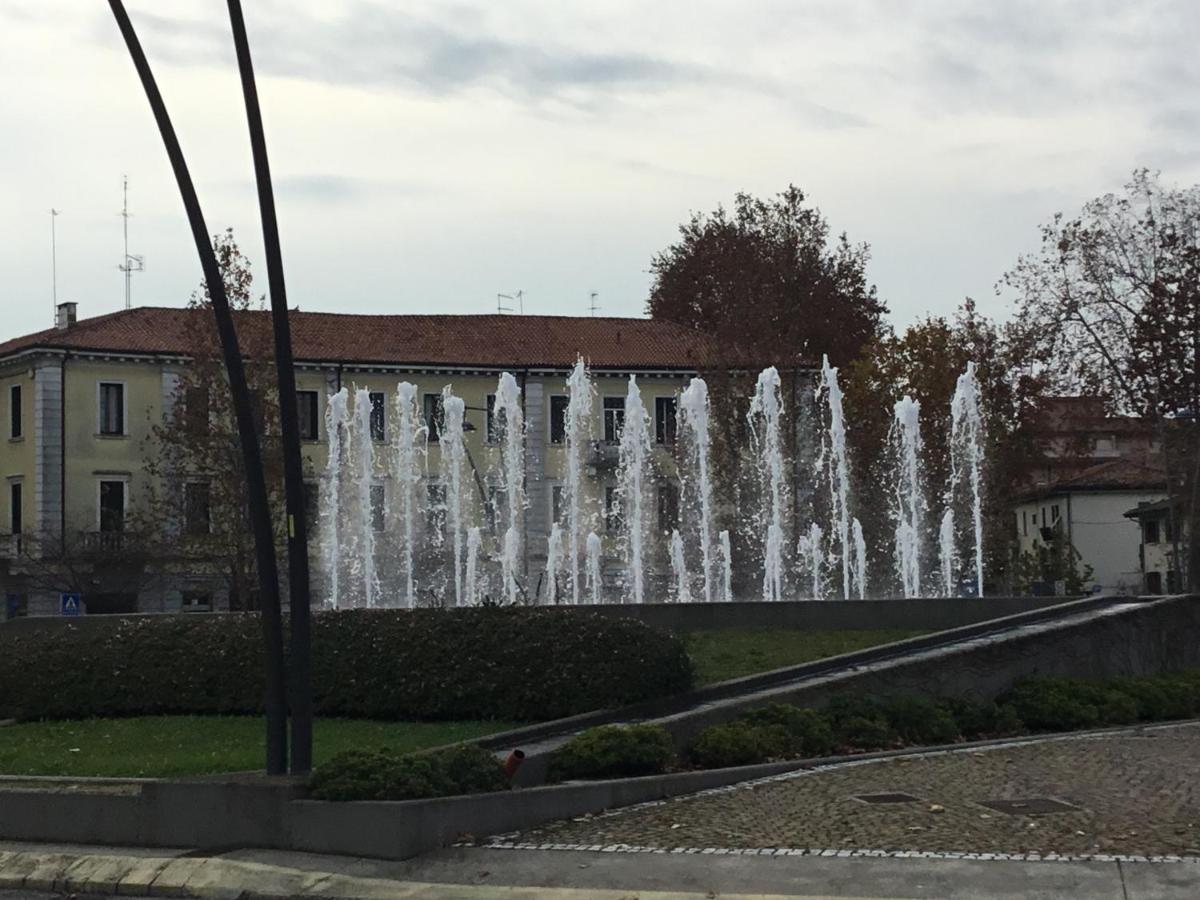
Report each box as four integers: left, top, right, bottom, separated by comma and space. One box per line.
0, 848, 821, 899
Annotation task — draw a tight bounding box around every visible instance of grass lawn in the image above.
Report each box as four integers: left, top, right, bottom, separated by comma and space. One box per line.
0, 717, 520, 779
685, 628, 928, 685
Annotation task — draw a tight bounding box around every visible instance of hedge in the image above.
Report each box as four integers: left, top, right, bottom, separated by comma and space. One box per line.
309, 743, 506, 801
0, 608, 695, 722
547, 724, 676, 781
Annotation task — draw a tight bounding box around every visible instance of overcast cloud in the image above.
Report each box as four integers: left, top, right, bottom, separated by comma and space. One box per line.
1, 0, 1198, 337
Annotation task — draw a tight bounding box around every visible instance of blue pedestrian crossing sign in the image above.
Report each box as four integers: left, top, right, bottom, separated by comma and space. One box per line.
60, 593, 82, 616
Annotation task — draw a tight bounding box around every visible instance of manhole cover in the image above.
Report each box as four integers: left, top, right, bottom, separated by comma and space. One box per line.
978, 798, 1080, 815
853, 792, 922, 804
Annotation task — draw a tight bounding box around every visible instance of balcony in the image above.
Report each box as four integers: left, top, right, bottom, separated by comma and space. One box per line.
588, 440, 620, 469
82, 531, 127, 554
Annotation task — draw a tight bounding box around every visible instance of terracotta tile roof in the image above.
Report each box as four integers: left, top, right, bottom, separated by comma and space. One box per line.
0, 307, 732, 371
1036, 454, 1168, 494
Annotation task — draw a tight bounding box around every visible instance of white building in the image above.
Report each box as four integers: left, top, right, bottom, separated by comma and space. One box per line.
1013, 455, 1166, 594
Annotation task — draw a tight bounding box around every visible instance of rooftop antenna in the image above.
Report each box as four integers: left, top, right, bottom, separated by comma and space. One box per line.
497, 290, 524, 314
589, 290, 600, 316
118, 175, 145, 309
50, 208, 60, 321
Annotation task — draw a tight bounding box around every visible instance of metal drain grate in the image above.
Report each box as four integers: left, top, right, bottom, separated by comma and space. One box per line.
978, 798, 1080, 816
853, 792, 922, 804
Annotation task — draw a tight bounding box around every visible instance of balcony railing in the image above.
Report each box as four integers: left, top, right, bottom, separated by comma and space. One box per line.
82, 531, 127, 554
588, 440, 620, 468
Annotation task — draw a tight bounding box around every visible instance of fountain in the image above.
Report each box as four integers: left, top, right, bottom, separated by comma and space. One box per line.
464, 526, 482, 606
747, 367, 785, 601
816, 356, 854, 600
669, 529, 692, 603
891, 396, 924, 598
719, 529, 733, 602
440, 387, 467, 607
939, 510, 956, 597
320, 387, 348, 608
617, 375, 651, 603
564, 359, 594, 604
679, 377, 715, 603
852, 517, 867, 599
796, 522, 825, 600
391, 382, 425, 608
586, 531, 603, 604
495, 373, 525, 605
947, 362, 985, 596
546, 523, 563, 605
352, 388, 378, 608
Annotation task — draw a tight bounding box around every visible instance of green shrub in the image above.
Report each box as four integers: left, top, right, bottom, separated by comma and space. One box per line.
0, 609, 694, 722
945, 698, 1024, 738
834, 715, 896, 750
308, 743, 506, 801
547, 724, 675, 781
1110, 676, 1197, 721
687, 721, 791, 769
878, 695, 960, 745
999, 677, 1143, 731
739, 704, 834, 757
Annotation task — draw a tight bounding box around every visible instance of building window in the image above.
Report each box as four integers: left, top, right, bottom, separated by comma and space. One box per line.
657, 482, 679, 532
1146, 571, 1163, 594
370, 483, 386, 532
99, 480, 126, 533
1144, 519, 1160, 545
184, 386, 209, 432
181, 591, 212, 612
184, 481, 211, 536
9, 385, 21, 439
603, 397, 624, 443
423, 394, 443, 442
369, 391, 386, 442
551, 485, 564, 525
296, 391, 319, 440
98, 382, 125, 436
1022, 509, 1027, 537
549, 395, 569, 444
1164, 519, 1175, 543
655, 396, 678, 445
605, 486, 622, 533
9, 481, 21, 535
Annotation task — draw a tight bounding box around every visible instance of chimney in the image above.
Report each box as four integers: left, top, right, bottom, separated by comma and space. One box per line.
55, 302, 77, 331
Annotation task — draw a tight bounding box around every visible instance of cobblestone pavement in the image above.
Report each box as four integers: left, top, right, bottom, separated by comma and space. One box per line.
512, 724, 1200, 859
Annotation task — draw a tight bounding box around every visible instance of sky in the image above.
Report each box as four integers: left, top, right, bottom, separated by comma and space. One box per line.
1, 0, 1198, 339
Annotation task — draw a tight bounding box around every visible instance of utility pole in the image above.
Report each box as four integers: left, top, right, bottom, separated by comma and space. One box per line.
50, 209, 59, 321
118, 176, 145, 309
227, 0, 315, 775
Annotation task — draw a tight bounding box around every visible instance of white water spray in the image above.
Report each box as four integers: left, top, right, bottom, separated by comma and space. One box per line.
939, 510, 956, 597
352, 388, 378, 607
546, 523, 562, 605
679, 377, 715, 603
440, 387, 466, 606
392, 383, 424, 608
748, 367, 785, 601
495, 373, 525, 605
948, 362, 985, 596
618, 375, 651, 603
669, 529, 692, 603
320, 387, 348, 608
891, 396, 924, 598
719, 529, 733, 602
586, 531, 603, 604
464, 526, 482, 606
817, 356, 853, 600
852, 517, 867, 600
564, 359, 594, 604
797, 522, 824, 600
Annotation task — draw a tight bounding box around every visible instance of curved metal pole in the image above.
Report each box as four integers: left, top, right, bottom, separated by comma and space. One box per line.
107, 0, 288, 775
226, 0, 314, 775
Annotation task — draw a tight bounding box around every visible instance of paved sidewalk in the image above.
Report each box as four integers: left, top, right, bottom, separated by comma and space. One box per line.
508, 722, 1200, 860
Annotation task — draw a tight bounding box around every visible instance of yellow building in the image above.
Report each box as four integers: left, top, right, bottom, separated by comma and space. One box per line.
0, 303, 716, 614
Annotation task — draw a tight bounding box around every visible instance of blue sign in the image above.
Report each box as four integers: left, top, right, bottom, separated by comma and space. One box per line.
60, 593, 82, 616
4, 593, 19, 619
